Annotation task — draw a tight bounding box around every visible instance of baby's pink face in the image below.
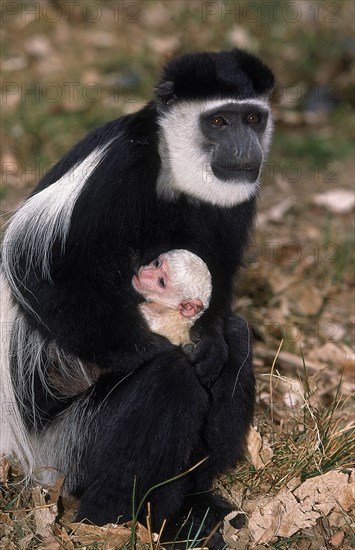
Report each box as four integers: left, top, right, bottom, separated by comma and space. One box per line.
132, 255, 171, 299
133, 254, 204, 319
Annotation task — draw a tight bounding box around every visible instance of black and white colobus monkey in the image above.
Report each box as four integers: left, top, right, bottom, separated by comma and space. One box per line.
0, 49, 274, 546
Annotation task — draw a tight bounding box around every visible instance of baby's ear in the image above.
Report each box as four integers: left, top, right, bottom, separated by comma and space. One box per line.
178, 299, 204, 318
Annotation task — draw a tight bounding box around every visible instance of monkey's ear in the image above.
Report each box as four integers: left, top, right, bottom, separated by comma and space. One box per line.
178, 299, 204, 319
155, 80, 176, 112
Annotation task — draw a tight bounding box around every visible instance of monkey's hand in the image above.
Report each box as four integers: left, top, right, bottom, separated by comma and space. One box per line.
190, 316, 228, 389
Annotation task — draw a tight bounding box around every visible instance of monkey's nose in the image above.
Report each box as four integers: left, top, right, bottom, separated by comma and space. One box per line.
141, 265, 155, 274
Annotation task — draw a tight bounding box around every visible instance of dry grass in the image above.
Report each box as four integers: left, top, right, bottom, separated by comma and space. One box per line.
229, 380, 355, 497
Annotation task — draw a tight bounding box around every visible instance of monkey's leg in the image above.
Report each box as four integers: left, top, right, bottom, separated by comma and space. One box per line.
181, 315, 255, 538
73, 350, 209, 529
205, 314, 255, 470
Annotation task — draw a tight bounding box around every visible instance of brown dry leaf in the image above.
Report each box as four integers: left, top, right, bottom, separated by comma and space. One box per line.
247, 427, 273, 470
249, 485, 319, 545
25, 35, 53, 57
125, 520, 159, 545
308, 343, 355, 372
329, 531, 345, 548
1, 152, 23, 188
285, 280, 324, 316
0, 458, 10, 485
278, 110, 305, 125
1, 56, 27, 71
291, 541, 312, 550
328, 510, 347, 528
227, 26, 255, 49
264, 373, 305, 418
136, 522, 151, 545
47, 476, 65, 505
87, 31, 115, 48
68, 522, 131, 548
267, 269, 296, 294
58, 495, 79, 524
41, 534, 62, 550
313, 190, 355, 214
216, 480, 244, 508
293, 469, 355, 516
257, 197, 294, 226
223, 510, 250, 550
141, 3, 171, 26
0, 510, 14, 536
42, 524, 75, 550
249, 469, 355, 546
280, 378, 304, 410
1, 541, 17, 550
31, 486, 58, 538
148, 36, 180, 55
254, 345, 323, 375
18, 534, 34, 549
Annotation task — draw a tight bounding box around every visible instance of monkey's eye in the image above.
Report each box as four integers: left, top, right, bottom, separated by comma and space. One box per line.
247, 113, 260, 124
152, 258, 161, 268
159, 277, 166, 288
209, 116, 227, 128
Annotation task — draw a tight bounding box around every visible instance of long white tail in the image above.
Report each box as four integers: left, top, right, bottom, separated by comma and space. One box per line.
0, 273, 34, 475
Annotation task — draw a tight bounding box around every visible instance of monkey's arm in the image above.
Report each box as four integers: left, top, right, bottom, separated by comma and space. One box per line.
189, 312, 229, 389
18, 256, 174, 376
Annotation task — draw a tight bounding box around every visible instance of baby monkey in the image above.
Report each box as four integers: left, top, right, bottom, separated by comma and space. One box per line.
132, 250, 212, 346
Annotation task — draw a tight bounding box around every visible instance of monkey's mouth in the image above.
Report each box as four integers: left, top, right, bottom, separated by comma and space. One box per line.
212, 164, 260, 183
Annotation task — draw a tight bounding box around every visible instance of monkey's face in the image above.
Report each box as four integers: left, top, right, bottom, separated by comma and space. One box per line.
200, 103, 268, 183
133, 253, 206, 320
157, 98, 273, 207
132, 255, 172, 304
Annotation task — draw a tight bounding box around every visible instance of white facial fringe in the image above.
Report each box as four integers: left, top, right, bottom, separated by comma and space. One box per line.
157, 97, 273, 207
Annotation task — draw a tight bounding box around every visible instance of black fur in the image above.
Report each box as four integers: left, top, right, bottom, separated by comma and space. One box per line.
6, 49, 274, 547
157, 49, 275, 103
72, 315, 254, 547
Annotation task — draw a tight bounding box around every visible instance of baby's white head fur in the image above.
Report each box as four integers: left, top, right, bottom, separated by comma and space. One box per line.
137, 249, 212, 346
162, 249, 212, 316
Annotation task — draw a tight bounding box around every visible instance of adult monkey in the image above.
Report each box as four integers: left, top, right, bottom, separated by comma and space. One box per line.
0, 50, 274, 546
